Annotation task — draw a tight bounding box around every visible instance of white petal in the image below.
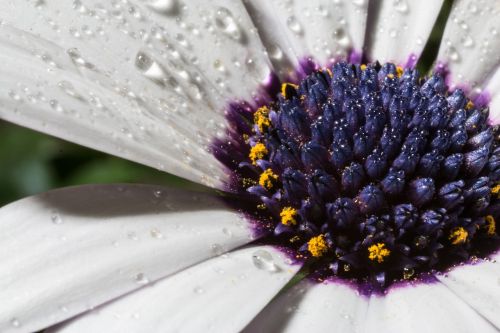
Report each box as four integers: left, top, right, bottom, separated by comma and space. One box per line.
0, 1, 273, 188
243, 280, 368, 332
436, 254, 500, 329
484, 69, 500, 123
243, 0, 368, 77
364, 282, 497, 333
365, 0, 444, 65
436, 0, 500, 88
49, 246, 300, 333
0, 184, 253, 333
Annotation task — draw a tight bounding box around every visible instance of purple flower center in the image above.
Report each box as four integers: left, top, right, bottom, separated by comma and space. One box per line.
213, 61, 500, 292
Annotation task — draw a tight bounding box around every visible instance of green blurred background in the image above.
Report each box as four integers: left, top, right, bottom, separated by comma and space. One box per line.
0, 0, 453, 206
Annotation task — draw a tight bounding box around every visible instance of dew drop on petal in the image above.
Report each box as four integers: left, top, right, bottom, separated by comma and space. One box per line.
211, 243, 225, 256
268, 44, 284, 61
332, 28, 351, 49
127, 231, 139, 241
393, 0, 409, 13
252, 249, 280, 272
135, 273, 150, 285
66, 48, 95, 70
214, 7, 243, 42
147, 0, 179, 15
193, 286, 204, 294
150, 228, 163, 239
10, 318, 20, 328
286, 16, 303, 36
135, 51, 167, 81
460, 34, 474, 48
50, 210, 63, 225
447, 46, 460, 62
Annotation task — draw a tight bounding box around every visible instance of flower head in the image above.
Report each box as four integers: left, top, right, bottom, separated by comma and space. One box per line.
0, 1, 500, 332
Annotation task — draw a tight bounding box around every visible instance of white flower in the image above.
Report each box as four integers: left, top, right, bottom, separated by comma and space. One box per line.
0, 1, 499, 332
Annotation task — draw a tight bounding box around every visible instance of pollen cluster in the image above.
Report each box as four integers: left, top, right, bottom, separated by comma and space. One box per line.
214, 61, 500, 291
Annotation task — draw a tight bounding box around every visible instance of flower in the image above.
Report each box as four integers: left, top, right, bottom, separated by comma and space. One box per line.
0, 1, 499, 332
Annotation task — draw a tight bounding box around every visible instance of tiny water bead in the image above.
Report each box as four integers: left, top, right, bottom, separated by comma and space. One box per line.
214, 61, 500, 292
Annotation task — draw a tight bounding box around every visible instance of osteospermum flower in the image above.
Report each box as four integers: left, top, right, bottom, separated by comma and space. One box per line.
0, 0, 500, 332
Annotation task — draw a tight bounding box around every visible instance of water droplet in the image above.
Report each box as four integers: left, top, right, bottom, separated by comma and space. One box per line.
8, 90, 22, 101
127, 231, 139, 241
448, 46, 460, 62
135, 51, 166, 81
49, 99, 64, 113
268, 44, 284, 61
67, 48, 95, 70
460, 34, 474, 48
214, 7, 244, 42
393, 0, 408, 13
351, 0, 366, 7
50, 210, 63, 225
467, 3, 478, 13
147, 0, 179, 15
193, 286, 204, 294
213, 59, 225, 72
150, 228, 163, 239
222, 227, 233, 237
332, 28, 351, 49
10, 318, 20, 328
211, 243, 225, 256
252, 249, 280, 272
286, 16, 303, 35
57, 81, 82, 100
135, 273, 150, 285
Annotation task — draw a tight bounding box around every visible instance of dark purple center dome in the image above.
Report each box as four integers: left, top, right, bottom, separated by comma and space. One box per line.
213, 61, 500, 293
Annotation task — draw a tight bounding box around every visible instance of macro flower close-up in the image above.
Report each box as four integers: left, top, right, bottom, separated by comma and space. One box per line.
1, 0, 500, 332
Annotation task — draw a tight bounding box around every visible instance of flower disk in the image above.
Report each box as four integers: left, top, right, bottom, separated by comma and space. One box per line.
214, 62, 500, 292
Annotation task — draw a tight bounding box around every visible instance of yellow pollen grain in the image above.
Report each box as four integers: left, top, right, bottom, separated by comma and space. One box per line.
491, 184, 500, 198
249, 143, 268, 164
368, 243, 391, 263
485, 215, 496, 236
360, 64, 367, 71
449, 227, 468, 245
466, 100, 474, 110
259, 168, 278, 190
281, 83, 299, 99
325, 68, 333, 77
308, 234, 328, 257
396, 66, 404, 78
254, 106, 271, 132
280, 207, 298, 226
387, 73, 395, 79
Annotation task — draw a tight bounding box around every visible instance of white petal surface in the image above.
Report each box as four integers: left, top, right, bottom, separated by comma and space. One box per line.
436, 0, 500, 89
365, 0, 444, 65
49, 246, 301, 333
436, 253, 500, 329
0, 1, 274, 187
364, 282, 497, 333
0, 184, 254, 333
243, 280, 368, 332
243, 0, 368, 77
484, 69, 500, 123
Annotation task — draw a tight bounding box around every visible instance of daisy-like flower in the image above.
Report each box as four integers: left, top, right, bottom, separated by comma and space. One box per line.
0, 0, 500, 332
